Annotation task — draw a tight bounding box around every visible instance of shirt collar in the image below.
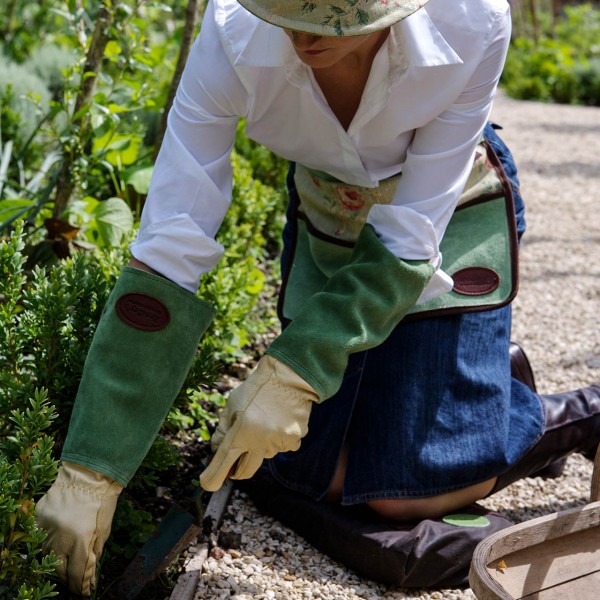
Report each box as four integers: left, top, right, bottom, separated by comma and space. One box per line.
229, 5, 463, 72
394, 8, 462, 69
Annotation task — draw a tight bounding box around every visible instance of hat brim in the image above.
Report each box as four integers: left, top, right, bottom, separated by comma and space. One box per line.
237, 0, 430, 37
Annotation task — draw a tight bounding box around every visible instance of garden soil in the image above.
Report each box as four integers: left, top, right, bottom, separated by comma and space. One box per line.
180, 92, 600, 599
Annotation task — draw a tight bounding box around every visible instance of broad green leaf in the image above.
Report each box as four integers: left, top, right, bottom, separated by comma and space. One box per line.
104, 41, 122, 58
108, 103, 128, 114
92, 197, 134, 247
93, 133, 142, 166
245, 267, 264, 295
83, 197, 100, 213
0, 199, 34, 219
123, 165, 154, 194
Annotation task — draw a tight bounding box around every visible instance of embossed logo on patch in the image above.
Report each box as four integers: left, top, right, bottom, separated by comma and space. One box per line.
115, 293, 170, 331
452, 267, 500, 296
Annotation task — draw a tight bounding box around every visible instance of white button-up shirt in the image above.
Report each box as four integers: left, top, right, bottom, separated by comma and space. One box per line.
131, 0, 511, 297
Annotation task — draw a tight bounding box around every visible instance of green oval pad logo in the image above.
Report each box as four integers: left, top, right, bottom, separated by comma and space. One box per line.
442, 514, 491, 528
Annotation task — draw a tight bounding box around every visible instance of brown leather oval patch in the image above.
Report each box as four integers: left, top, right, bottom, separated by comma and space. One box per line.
115, 293, 170, 331
452, 267, 500, 296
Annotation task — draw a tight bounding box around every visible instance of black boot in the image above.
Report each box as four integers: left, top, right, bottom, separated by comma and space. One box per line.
509, 342, 565, 479
510, 342, 571, 480
491, 383, 600, 494
509, 341, 537, 393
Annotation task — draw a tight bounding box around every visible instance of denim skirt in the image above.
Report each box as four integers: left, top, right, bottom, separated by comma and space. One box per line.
268, 124, 545, 504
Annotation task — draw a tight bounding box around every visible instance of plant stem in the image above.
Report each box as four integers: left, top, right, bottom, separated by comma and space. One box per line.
53, 2, 115, 219
3, 0, 17, 39
528, 0, 540, 43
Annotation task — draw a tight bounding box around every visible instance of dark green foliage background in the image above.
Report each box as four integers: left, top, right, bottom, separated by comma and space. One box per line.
503, 4, 600, 105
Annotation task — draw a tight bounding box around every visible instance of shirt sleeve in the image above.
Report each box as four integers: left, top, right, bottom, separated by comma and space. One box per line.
130, 1, 248, 293
367, 4, 511, 303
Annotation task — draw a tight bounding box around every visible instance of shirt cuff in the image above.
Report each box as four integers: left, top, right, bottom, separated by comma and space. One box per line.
130, 214, 224, 293
416, 259, 454, 304
367, 203, 453, 303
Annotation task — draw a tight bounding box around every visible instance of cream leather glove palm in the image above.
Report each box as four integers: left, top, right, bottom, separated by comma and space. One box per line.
200, 355, 317, 492
36, 461, 123, 596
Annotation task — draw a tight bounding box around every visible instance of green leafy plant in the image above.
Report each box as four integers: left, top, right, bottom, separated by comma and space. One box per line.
65, 195, 134, 248
0, 234, 61, 600
0, 57, 52, 139
0, 390, 60, 600
0, 1, 66, 63
0, 1, 182, 257
105, 496, 156, 562
167, 390, 227, 442
503, 4, 600, 106
199, 141, 286, 362
0, 3, 290, 595
15, 257, 112, 429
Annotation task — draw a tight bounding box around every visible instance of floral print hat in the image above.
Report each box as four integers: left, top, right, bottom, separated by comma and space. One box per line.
237, 0, 430, 37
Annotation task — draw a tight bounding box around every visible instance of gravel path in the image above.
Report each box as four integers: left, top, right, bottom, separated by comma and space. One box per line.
182, 92, 600, 600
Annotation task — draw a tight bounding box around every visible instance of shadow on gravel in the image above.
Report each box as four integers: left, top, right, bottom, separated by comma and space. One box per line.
521, 269, 600, 281
518, 159, 600, 179
521, 235, 600, 246
529, 122, 600, 135
496, 498, 591, 524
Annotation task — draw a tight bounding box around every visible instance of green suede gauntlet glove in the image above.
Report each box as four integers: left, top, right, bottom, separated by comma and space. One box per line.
267, 224, 435, 401
61, 266, 215, 486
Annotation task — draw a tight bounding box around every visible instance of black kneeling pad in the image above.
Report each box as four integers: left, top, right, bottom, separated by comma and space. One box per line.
239, 468, 513, 589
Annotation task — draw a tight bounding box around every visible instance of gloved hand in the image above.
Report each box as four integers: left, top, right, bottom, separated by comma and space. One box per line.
199, 355, 318, 491
36, 462, 123, 596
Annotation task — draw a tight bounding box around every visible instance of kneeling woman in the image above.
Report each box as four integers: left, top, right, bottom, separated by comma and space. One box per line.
37, 0, 600, 594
